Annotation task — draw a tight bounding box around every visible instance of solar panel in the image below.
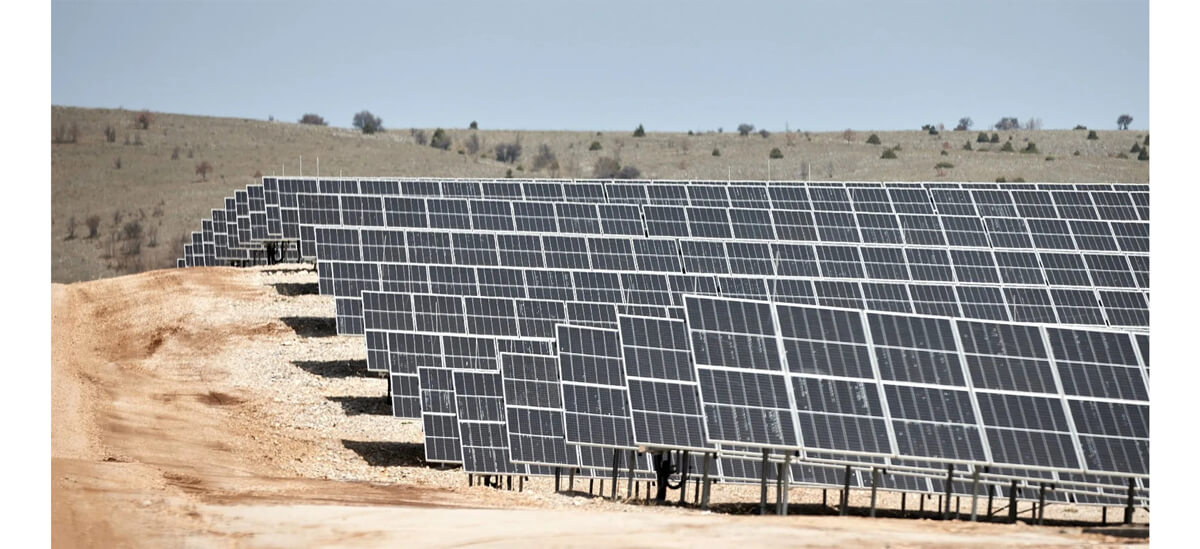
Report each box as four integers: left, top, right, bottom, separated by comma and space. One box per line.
557, 324, 636, 449
500, 352, 579, 469
619, 315, 712, 452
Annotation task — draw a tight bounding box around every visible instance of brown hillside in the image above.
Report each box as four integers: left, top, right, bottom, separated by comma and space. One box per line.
50, 106, 1149, 283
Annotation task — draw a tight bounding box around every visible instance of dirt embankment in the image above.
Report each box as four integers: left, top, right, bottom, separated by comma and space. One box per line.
51, 267, 1146, 548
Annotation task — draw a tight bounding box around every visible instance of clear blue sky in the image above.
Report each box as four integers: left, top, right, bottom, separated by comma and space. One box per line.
51, 0, 1148, 132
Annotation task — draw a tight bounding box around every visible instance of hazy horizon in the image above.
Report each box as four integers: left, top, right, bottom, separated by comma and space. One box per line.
52, 0, 1149, 132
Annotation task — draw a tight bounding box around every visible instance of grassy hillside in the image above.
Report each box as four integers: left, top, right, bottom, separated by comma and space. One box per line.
50, 106, 1149, 283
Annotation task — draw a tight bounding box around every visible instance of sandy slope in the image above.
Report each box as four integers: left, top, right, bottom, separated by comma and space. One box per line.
50, 267, 1145, 547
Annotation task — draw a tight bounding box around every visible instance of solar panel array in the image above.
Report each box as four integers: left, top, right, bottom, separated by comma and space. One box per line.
175, 177, 1149, 508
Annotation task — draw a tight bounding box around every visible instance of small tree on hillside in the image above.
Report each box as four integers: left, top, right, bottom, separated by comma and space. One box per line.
464, 133, 482, 155
299, 113, 327, 125
769, 147, 783, 159
469, 120, 478, 130
195, 161, 213, 181
1117, 114, 1133, 130
353, 110, 383, 134
532, 144, 558, 171
866, 134, 881, 145
633, 124, 646, 137
1087, 130, 1099, 140
430, 128, 452, 150
135, 110, 152, 130
994, 117, 1020, 131
737, 123, 755, 137
494, 141, 522, 163
955, 117, 973, 131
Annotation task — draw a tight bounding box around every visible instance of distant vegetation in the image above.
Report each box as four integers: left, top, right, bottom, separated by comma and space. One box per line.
769, 148, 783, 159
866, 134, 881, 145
955, 117, 973, 131
633, 124, 646, 137
430, 128, 452, 151
352, 110, 383, 134
1117, 114, 1133, 130
299, 113, 327, 126
494, 141, 522, 163
737, 123, 755, 137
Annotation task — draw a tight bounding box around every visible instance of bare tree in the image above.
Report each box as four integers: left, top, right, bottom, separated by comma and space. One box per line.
531, 144, 558, 172
1117, 114, 1133, 130
430, 128, 452, 150
737, 123, 755, 136
842, 129, 856, 142
955, 117, 973, 131
1024, 117, 1043, 130
494, 141, 522, 163
464, 133, 481, 155
85, 215, 101, 238
994, 117, 1020, 131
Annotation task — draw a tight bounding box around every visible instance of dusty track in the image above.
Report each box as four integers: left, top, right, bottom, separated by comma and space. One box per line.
50, 267, 1146, 547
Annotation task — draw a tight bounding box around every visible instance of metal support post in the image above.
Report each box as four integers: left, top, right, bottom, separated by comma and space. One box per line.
942, 464, 954, 520
869, 467, 880, 518
969, 466, 981, 522
840, 464, 852, 516
701, 453, 712, 511
759, 450, 770, 515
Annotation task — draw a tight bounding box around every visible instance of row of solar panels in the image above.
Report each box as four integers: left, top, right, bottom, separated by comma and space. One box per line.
355, 289, 1147, 506
181, 176, 1149, 266
310, 227, 1149, 337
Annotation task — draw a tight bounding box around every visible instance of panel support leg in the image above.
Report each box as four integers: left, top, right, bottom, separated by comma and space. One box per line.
987, 485, 995, 519
610, 449, 619, 500
1102, 506, 1107, 526
942, 464, 954, 520
519, 476, 524, 492
701, 453, 712, 511
969, 466, 982, 522
679, 450, 690, 505
839, 464, 852, 516
1037, 483, 1048, 525
822, 488, 827, 508
1123, 478, 1136, 525
869, 467, 880, 518
775, 461, 785, 515
781, 455, 790, 516
569, 468, 575, 493
468, 474, 473, 487
920, 494, 926, 515
1008, 481, 1019, 524
627, 450, 635, 499
554, 467, 561, 493
901, 492, 907, 518
759, 450, 770, 516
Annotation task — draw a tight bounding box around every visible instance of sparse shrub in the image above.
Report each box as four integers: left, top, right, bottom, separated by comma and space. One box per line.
1000, 141, 1015, 152
465, 133, 482, 155
1138, 148, 1149, 161
589, 141, 602, 151
171, 147, 180, 160
994, 117, 1019, 131
995, 177, 1006, 183
505, 168, 513, 178
922, 124, 939, 135
531, 144, 558, 172
195, 160, 213, 181
737, 123, 755, 136
1131, 143, 1142, 153
1012, 177, 1026, 183
1045, 156, 1055, 161
253, 170, 263, 179
616, 165, 641, 179
990, 133, 1000, 143
53, 123, 80, 144
112, 211, 123, 227
759, 129, 770, 138
1021, 142, 1039, 154
430, 128, 452, 150
412, 129, 428, 146
769, 147, 783, 159
66, 216, 77, 240
113, 156, 122, 169
843, 129, 857, 142
593, 157, 622, 178
1116, 152, 1129, 159
1144, 134, 1149, 146
866, 134, 881, 145
494, 141, 522, 163
712, 148, 720, 157
963, 140, 972, 151
104, 125, 117, 143
516, 165, 524, 172
187, 149, 194, 159
86, 215, 101, 238
123, 134, 130, 145
976, 132, 990, 143
881, 148, 897, 159
133, 133, 143, 146
1073, 150, 1081, 156
1117, 114, 1133, 130
892, 144, 902, 151
352, 110, 383, 134
146, 225, 159, 248
1087, 130, 1099, 140
299, 113, 327, 125
135, 110, 152, 130
935, 161, 954, 176
122, 220, 143, 241
633, 124, 646, 137
940, 150, 949, 156
469, 120, 478, 130
687, 130, 694, 136
1074, 124, 1088, 130
955, 117, 973, 131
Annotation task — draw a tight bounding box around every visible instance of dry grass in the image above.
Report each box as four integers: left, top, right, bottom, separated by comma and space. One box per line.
51, 106, 1149, 283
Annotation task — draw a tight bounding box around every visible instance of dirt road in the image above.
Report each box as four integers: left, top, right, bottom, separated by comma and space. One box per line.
50, 267, 1146, 547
